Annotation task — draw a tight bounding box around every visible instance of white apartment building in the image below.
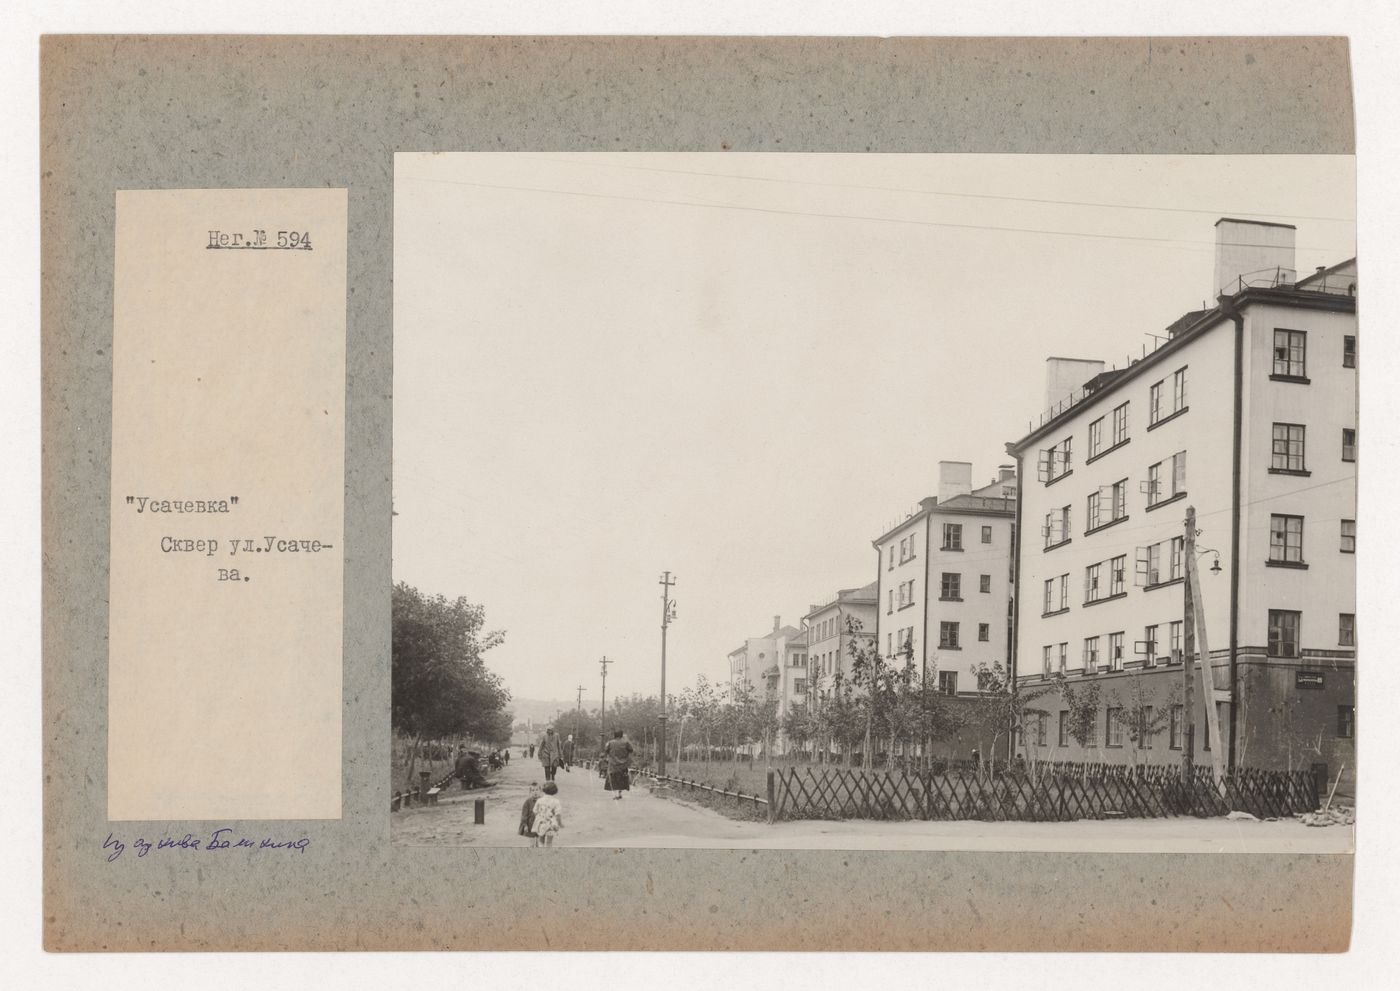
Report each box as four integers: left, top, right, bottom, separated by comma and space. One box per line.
726, 615, 806, 752
1009, 219, 1356, 786
872, 461, 1017, 706
802, 581, 878, 701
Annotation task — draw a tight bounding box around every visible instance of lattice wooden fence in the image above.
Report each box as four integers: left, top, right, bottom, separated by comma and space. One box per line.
772, 762, 1317, 822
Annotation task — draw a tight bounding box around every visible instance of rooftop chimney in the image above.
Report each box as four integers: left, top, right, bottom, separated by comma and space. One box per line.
1213, 218, 1296, 298
997, 464, 1016, 484
1044, 357, 1105, 411
773, 615, 781, 633
938, 461, 973, 504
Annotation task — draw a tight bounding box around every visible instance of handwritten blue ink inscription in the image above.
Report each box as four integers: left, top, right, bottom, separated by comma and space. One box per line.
103, 828, 310, 862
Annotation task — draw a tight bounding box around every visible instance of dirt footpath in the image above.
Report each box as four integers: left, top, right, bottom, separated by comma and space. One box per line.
391, 761, 1353, 853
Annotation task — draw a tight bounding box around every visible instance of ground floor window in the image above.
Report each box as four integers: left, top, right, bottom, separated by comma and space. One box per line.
1106, 707, 1124, 747
1337, 705, 1355, 739
1168, 704, 1183, 750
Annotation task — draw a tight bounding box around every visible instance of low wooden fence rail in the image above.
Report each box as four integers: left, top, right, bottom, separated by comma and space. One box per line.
770, 762, 1317, 822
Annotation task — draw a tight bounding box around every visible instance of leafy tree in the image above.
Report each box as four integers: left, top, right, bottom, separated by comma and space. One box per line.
1052, 673, 1103, 757
391, 582, 509, 789
1106, 673, 1180, 766
971, 659, 1053, 772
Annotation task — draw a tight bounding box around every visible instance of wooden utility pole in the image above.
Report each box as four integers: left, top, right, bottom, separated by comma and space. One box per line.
574, 684, 585, 744
659, 571, 676, 777
599, 655, 612, 753
1183, 507, 1227, 791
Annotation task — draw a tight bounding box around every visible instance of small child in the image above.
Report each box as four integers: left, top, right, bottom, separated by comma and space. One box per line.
532, 781, 564, 847
519, 782, 541, 847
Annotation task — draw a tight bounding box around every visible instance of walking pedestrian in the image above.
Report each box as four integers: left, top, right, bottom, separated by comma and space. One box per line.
519, 782, 541, 847
603, 729, 634, 800
538, 727, 565, 782
532, 781, 564, 846
562, 734, 575, 772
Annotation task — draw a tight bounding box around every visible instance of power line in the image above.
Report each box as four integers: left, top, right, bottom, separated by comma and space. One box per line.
398, 173, 1356, 255
533, 154, 1358, 224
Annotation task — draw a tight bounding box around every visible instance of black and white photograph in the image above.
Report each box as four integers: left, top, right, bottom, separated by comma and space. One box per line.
390, 152, 1357, 852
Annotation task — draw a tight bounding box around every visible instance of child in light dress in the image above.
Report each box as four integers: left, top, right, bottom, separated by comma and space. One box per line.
532, 781, 564, 847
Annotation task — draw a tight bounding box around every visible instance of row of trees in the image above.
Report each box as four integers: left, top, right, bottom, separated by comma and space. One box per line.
543, 616, 1185, 771
391, 582, 513, 788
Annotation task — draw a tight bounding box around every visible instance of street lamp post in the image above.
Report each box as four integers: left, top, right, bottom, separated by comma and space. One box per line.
659, 571, 677, 777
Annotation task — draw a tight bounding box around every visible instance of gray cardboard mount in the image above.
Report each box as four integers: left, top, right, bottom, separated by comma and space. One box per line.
41, 36, 1354, 951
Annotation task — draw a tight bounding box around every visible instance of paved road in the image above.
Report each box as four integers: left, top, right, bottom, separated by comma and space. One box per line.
391, 756, 1353, 853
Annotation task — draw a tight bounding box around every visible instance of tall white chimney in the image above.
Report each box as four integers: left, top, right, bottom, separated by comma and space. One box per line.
1214, 218, 1296, 298
1044, 357, 1105, 411
938, 461, 973, 503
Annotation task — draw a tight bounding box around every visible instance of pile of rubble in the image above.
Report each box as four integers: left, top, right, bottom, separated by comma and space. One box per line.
1295, 805, 1355, 827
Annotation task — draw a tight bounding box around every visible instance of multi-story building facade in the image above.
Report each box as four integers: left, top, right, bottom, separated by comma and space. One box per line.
802, 581, 878, 701
871, 462, 1017, 722
726, 615, 806, 753
1009, 219, 1356, 789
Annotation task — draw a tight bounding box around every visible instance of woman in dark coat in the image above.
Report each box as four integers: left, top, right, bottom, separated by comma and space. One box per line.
603, 729, 634, 800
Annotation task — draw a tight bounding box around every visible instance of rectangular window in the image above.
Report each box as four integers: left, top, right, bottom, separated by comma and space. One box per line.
1056, 574, 1068, 612
1142, 706, 1155, 748
898, 537, 907, 562
1149, 380, 1163, 424
978, 623, 990, 642
1109, 555, 1126, 596
1268, 609, 1301, 658
1269, 514, 1304, 563
1088, 417, 1103, 458
888, 589, 894, 613
979, 574, 991, 593
1273, 328, 1307, 377
1169, 621, 1183, 663
1058, 642, 1068, 676
793, 679, 807, 695
1343, 335, 1356, 368
1083, 636, 1100, 674
1169, 536, 1184, 580
1087, 491, 1101, 530
943, 523, 963, 550
888, 546, 895, 570
1108, 632, 1124, 672
1147, 461, 1162, 503
1144, 624, 1159, 667
1169, 705, 1183, 749
1111, 479, 1127, 520
1085, 563, 1101, 603
1271, 422, 1306, 472
939, 573, 960, 600
1112, 402, 1129, 445
1342, 428, 1356, 463
886, 632, 892, 655
938, 671, 958, 696
1337, 705, 1355, 739
939, 622, 960, 649
1339, 613, 1355, 647
981, 525, 992, 544
1341, 519, 1356, 554
1039, 436, 1074, 482
1043, 578, 1054, 614
1034, 712, 1048, 747
1139, 542, 1161, 585
1044, 505, 1070, 547
1042, 645, 1053, 679
1058, 710, 1070, 747
1172, 367, 1188, 411
1106, 708, 1124, 747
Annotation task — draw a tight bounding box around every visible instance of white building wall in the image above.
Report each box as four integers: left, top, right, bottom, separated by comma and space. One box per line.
1017, 322, 1237, 681
1237, 302, 1358, 650
923, 510, 1015, 692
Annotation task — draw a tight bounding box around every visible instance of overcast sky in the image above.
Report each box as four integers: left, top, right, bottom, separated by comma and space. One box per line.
392, 153, 1355, 707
